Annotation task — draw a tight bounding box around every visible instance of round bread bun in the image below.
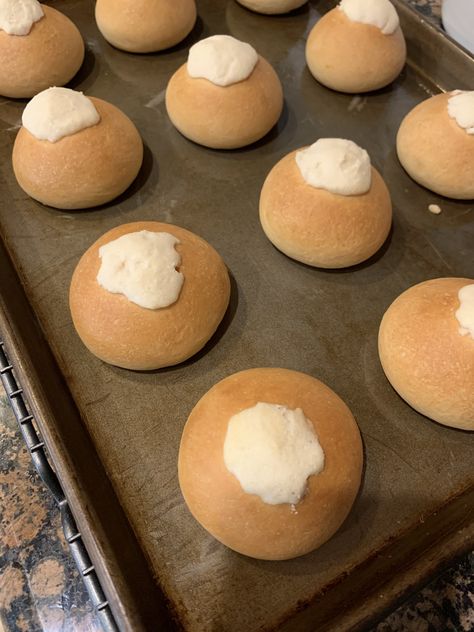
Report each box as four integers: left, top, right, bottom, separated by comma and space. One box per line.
0, 5, 84, 99
235, 0, 307, 14
378, 278, 474, 431
396, 93, 474, 200
12, 97, 143, 210
305, 7, 406, 93
95, 0, 196, 53
70, 221, 230, 371
179, 368, 363, 560
165, 56, 283, 149
259, 149, 392, 268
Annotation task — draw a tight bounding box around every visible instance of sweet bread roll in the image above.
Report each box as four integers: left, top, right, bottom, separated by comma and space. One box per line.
236, 0, 306, 14
306, 0, 406, 93
379, 278, 474, 431
70, 221, 230, 371
259, 139, 392, 268
397, 91, 474, 199
179, 368, 363, 560
166, 35, 283, 149
0, 2, 84, 98
95, 0, 196, 53
12, 88, 143, 210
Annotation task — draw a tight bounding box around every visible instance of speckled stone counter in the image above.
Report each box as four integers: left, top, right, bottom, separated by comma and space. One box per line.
1, 1, 472, 631
412, 0, 441, 24
0, 389, 101, 631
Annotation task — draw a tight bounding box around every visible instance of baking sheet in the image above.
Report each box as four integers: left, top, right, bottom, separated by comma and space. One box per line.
1, 1, 473, 630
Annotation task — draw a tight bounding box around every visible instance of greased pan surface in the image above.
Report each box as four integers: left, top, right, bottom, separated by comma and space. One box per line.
0, 1, 473, 630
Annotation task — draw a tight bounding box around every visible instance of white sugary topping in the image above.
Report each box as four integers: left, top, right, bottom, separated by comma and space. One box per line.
0, 0, 43, 36
22, 88, 100, 143
97, 231, 184, 310
295, 138, 372, 196
187, 35, 258, 87
456, 284, 474, 339
223, 402, 325, 505
447, 91, 474, 135
338, 0, 399, 35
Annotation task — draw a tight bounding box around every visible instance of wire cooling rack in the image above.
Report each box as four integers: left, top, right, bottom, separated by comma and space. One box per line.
0, 338, 119, 632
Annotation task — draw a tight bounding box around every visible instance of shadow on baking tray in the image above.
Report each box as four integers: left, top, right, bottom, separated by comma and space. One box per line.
226, 0, 310, 64
164, 16, 205, 54
96, 142, 156, 210
67, 45, 100, 93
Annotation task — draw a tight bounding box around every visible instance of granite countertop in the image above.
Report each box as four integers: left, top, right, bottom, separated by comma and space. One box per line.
412, 0, 441, 24
0, 1, 472, 631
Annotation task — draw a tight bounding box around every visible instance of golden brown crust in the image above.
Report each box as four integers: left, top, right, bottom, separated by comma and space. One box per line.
95, 0, 196, 53
69, 221, 230, 371
378, 278, 474, 431
236, 0, 307, 14
165, 57, 283, 149
0, 6, 84, 99
396, 93, 474, 199
12, 98, 143, 210
259, 150, 392, 268
305, 8, 406, 93
178, 368, 363, 560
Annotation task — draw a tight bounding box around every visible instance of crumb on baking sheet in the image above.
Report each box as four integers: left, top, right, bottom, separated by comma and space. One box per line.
428, 204, 442, 215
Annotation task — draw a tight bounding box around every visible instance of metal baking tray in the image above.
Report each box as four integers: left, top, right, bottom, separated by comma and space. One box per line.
1, 1, 473, 630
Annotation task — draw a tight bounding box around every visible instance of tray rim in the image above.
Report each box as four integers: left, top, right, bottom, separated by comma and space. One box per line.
1, 1, 473, 630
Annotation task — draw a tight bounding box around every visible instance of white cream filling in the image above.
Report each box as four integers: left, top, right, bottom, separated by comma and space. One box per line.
0, 0, 43, 36
187, 35, 258, 87
338, 0, 399, 35
447, 91, 474, 135
295, 138, 372, 196
455, 284, 474, 339
22, 87, 100, 143
223, 402, 325, 505
97, 231, 184, 310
